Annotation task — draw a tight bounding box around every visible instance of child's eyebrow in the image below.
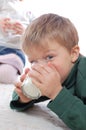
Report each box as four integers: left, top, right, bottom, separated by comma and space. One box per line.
45, 50, 56, 53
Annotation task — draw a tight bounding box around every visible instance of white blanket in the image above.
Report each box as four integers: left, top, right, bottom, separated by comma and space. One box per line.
0, 84, 70, 130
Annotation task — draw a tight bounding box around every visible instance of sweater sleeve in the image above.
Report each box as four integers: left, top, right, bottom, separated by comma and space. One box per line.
47, 87, 86, 130
10, 91, 49, 111
10, 91, 35, 111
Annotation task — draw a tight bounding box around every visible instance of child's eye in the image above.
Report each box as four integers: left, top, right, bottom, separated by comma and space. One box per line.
46, 55, 53, 60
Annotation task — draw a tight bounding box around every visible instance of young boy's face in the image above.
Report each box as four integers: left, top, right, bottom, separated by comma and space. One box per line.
26, 41, 79, 83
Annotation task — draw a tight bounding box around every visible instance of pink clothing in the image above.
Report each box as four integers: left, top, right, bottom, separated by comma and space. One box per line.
0, 54, 24, 74
0, 64, 18, 84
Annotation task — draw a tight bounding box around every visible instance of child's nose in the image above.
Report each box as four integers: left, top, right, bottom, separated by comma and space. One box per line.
32, 59, 47, 67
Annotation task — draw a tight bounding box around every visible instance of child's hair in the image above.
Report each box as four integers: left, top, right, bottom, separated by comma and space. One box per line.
22, 13, 79, 53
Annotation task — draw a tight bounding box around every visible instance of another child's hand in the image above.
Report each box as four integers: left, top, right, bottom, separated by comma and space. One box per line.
0, 18, 11, 32
11, 21, 25, 35
15, 68, 32, 103
29, 63, 63, 100
0, 18, 25, 35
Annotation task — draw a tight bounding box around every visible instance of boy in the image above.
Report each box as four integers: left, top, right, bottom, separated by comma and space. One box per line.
10, 13, 86, 130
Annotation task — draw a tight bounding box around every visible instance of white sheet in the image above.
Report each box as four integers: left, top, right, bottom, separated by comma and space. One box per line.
0, 84, 70, 130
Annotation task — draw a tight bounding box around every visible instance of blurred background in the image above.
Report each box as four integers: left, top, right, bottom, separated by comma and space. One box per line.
22, 0, 86, 55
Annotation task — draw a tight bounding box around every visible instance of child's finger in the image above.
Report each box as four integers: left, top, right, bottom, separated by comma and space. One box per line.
20, 74, 26, 82
24, 68, 30, 74
19, 68, 30, 82
14, 82, 22, 88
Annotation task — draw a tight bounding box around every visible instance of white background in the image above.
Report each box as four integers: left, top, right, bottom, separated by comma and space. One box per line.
23, 0, 86, 55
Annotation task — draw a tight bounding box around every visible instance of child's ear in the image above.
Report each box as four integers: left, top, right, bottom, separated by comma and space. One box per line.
71, 45, 80, 63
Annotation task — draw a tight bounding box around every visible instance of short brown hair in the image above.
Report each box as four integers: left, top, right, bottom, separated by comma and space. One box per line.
22, 13, 79, 53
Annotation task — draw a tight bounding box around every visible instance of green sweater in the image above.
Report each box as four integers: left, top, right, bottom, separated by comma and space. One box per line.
10, 55, 86, 130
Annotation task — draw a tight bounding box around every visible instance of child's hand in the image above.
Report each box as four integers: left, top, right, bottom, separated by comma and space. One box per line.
29, 63, 63, 100
0, 18, 11, 32
15, 68, 32, 103
11, 21, 25, 35
0, 18, 25, 35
